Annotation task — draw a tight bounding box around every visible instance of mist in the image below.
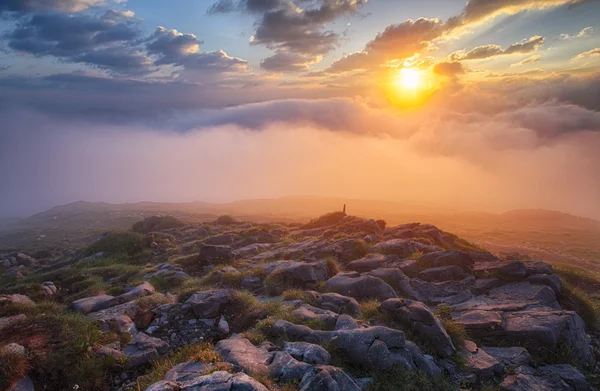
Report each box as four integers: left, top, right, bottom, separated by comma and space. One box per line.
1, 75, 600, 219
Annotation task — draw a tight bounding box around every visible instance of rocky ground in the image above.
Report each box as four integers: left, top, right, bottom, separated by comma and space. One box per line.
1, 212, 599, 391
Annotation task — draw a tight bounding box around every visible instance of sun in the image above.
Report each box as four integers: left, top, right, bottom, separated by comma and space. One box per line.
396, 68, 421, 89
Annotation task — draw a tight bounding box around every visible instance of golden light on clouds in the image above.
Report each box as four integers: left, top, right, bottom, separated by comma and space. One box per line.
384, 67, 439, 108
397, 68, 421, 89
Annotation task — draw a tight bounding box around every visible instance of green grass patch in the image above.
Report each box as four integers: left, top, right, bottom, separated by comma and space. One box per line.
367, 365, 456, 391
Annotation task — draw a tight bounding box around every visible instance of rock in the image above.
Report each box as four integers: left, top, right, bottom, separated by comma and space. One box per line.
215, 337, 271, 375
262, 260, 330, 292
144, 263, 190, 281
106, 282, 155, 307
2, 343, 26, 356
500, 364, 591, 391
179, 371, 268, 391
409, 276, 475, 305
325, 272, 397, 301
198, 243, 234, 264
40, 281, 57, 296
87, 301, 144, 332
123, 332, 170, 367
398, 260, 419, 277
522, 260, 554, 275
292, 304, 339, 330
164, 361, 239, 383
527, 273, 562, 295
15, 253, 37, 267
0, 294, 36, 307
8, 376, 35, 391
304, 291, 361, 316
418, 250, 474, 273
241, 275, 263, 293
183, 289, 235, 318
368, 239, 416, 258
0, 314, 27, 333
471, 278, 502, 295
380, 298, 455, 357
90, 344, 126, 361
473, 260, 526, 280
70, 295, 114, 314
482, 347, 531, 369
367, 268, 420, 300
346, 254, 392, 273
145, 380, 179, 391
453, 310, 503, 332
284, 342, 331, 365
462, 341, 503, 380
488, 281, 559, 309
203, 233, 237, 246
495, 310, 594, 366
298, 365, 362, 391
334, 314, 361, 330
418, 265, 468, 282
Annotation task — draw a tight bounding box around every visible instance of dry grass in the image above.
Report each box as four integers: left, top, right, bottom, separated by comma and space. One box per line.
359, 299, 381, 323
435, 304, 467, 346
281, 289, 306, 301
0, 346, 29, 390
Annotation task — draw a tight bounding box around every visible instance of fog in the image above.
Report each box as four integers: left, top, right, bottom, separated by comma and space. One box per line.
1, 74, 600, 219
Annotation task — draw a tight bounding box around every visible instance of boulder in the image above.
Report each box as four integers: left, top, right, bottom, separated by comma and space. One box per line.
527, 273, 562, 295
471, 278, 502, 295
334, 314, 361, 330
165, 361, 239, 383
198, 244, 234, 264
298, 365, 362, 391
284, 342, 331, 365
462, 341, 503, 380
179, 371, 268, 391
304, 291, 361, 316
123, 332, 169, 367
473, 260, 526, 280
70, 295, 115, 314
183, 289, 235, 318
215, 337, 271, 375
367, 268, 420, 300
324, 272, 397, 301
8, 376, 35, 391
418, 251, 474, 273
500, 364, 591, 391
409, 276, 475, 305
0, 314, 27, 333
418, 265, 468, 282
292, 304, 339, 330
482, 347, 531, 369
380, 298, 455, 357
346, 254, 392, 273
488, 281, 559, 309
262, 260, 330, 292
40, 281, 57, 296
0, 294, 35, 308
368, 239, 416, 258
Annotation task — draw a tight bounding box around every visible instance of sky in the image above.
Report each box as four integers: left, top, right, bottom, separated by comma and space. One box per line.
0, 0, 600, 218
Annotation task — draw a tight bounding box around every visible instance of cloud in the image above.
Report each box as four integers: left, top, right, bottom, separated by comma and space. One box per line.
450, 35, 545, 61
5, 12, 149, 74
0, 0, 120, 13
2, 75, 600, 219
433, 61, 465, 77
147, 27, 203, 65
327, 18, 444, 73
560, 26, 593, 39
208, 0, 367, 72
573, 48, 600, 60
510, 54, 542, 67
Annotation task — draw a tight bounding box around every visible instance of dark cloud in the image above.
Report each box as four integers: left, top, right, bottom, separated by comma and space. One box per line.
147, 27, 203, 65
208, 0, 366, 72
450, 36, 544, 61
6, 12, 149, 73
0, 0, 112, 13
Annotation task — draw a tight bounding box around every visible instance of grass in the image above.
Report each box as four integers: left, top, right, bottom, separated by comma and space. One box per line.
135, 343, 222, 390
303, 211, 347, 229
84, 230, 149, 257
0, 345, 29, 390
325, 257, 341, 276
216, 215, 238, 224
435, 304, 467, 347
281, 289, 306, 301
132, 215, 185, 234
366, 365, 456, 391
554, 265, 600, 331
135, 293, 173, 311
359, 299, 381, 323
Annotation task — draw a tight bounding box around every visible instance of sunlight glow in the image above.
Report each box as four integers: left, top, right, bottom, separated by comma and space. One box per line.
397, 68, 421, 89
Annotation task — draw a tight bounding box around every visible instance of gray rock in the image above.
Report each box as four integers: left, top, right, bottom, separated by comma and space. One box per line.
298, 365, 362, 391
527, 273, 562, 295
284, 342, 331, 365
489, 281, 559, 309
215, 337, 271, 375
0, 314, 27, 333
380, 298, 455, 357
346, 254, 391, 273
145, 380, 179, 391
473, 260, 526, 280
523, 260, 554, 276
164, 361, 239, 383
123, 332, 170, 367
70, 295, 115, 314
198, 243, 234, 264
418, 250, 474, 273
409, 276, 475, 305
482, 347, 531, 369
418, 265, 468, 282
183, 289, 235, 318
261, 260, 330, 290
304, 291, 361, 316
292, 304, 339, 330
367, 268, 420, 300
369, 239, 417, 258
325, 272, 397, 301
40, 281, 57, 296
180, 371, 268, 391
334, 314, 361, 330
453, 310, 503, 332
471, 278, 502, 295
8, 376, 35, 391
462, 341, 503, 380
500, 364, 591, 391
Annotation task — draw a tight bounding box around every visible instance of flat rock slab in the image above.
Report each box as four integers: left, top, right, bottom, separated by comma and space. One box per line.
500, 364, 591, 391
454, 310, 503, 332
70, 295, 114, 314
482, 347, 531, 369
418, 265, 468, 282
325, 272, 397, 301
123, 332, 169, 367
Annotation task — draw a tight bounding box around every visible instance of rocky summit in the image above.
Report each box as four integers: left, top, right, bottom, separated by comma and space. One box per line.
1, 212, 599, 391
